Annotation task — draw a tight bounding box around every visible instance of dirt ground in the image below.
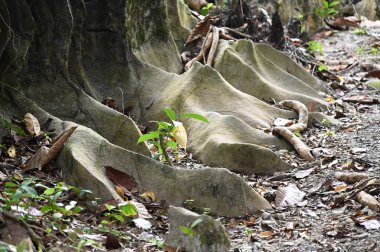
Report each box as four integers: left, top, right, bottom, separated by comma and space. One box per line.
224, 20, 380, 252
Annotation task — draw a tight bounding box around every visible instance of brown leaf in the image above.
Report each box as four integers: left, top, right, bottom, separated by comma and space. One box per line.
23, 113, 41, 136
7, 144, 16, 158
22, 126, 77, 171
332, 17, 359, 28
365, 70, 380, 79
259, 230, 273, 237
275, 184, 306, 207
334, 184, 350, 193
105, 166, 139, 192
105, 233, 121, 249
185, 15, 211, 45
141, 191, 156, 203
356, 191, 380, 212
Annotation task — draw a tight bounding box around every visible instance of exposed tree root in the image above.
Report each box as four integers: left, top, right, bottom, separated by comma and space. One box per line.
273, 127, 315, 161
206, 26, 220, 66
278, 100, 308, 132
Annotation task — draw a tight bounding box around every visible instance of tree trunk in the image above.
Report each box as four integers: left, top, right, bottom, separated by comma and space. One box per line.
0, 0, 332, 216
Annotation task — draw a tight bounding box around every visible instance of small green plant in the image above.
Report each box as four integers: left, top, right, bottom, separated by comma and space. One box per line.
244, 228, 254, 236
200, 2, 213, 16
1, 117, 27, 136
179, 218, 203, 237
356, 45, 366, 55
318, 64, 328, 72
0, 143, 4, 150
137, 107, 208, 166
321, 118, 330, 127
325, 130, 335, 136
370, 47, 380, 55
354, 28, 367, 35
293, 131, 304, 139
101, 202, 138, 224
308, 40, 324, 55
315, 0, 340, 18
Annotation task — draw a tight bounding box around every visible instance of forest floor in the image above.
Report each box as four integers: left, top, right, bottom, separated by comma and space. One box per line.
1, 14, 380, 252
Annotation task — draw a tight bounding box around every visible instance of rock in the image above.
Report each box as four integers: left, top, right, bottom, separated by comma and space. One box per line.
165, 206, 230, 252
354, 0, 380, 20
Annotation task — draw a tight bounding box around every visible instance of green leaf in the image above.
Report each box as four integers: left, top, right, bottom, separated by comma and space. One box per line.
318, 64, 327, 72
119, 203, 138, 217
40, 205, 53, 213
329, 1, 340, 7
166, 140, 178, 150
179, 226, 194, 236
190, 218, 203, 228
137, 132, 160, 144
164, 107, 176, 121
43, 188, 56, 196
113, 214, 125, 223
180, 113, 209, 123
105, 204, 116, 211
53, 191, 63, 201
156, 121, 171, 132
21, 186, 37, 197
5, 182, 18, 188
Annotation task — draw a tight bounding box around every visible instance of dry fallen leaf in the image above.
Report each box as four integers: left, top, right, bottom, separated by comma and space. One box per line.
23, 113, 41, 135
365, 70, 380, 79
334, 184, 350, 193
141, 191, 156, 202
185, 15, 211, 45
259, 230, 273, 238
173, 123, 188, 150
7, 145, 16, 158
275, 184, 306, 207
105, 166, 139, 192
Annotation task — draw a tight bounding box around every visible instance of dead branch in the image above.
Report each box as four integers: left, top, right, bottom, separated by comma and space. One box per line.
278, 100, 308, 132
22, 126, 78, 171
356, 190, 380, 212
219, 27, 254, 39
206, 26, 220, 66
185, 28, 214, 71
335, 172, 369, 183
273, 127, 315, 161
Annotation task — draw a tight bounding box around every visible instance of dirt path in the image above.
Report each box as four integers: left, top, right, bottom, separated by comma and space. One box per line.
226, 20, 380, 252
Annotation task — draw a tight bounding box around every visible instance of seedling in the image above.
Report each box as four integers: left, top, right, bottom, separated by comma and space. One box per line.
200, 3, 213, 16
179, 218, 203, 237
318, 64, 328, 72
307, 40, 324, 55
354, 28, 367, 36
137, 107, 208, 166
101, 202, 138, 224
315, 0, 340, 19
